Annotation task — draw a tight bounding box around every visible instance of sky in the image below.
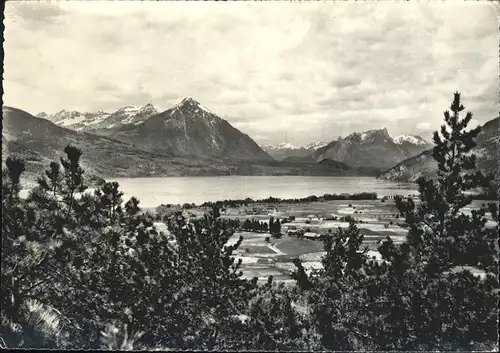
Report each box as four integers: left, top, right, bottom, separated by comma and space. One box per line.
3, 1, 499, 146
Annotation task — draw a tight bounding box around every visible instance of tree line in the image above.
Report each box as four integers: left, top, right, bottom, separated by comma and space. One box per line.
1, 93, 498, 350
162, 216, 284, 237
200, 192, 378, 209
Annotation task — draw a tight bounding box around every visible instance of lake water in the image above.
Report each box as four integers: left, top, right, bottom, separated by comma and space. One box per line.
109, 176, 418, 208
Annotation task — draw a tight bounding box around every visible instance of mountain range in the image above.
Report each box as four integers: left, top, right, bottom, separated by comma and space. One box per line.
37, 104, 158, 131
378, 117, 499, 182
37, 98, 271, 161
2, 103, 382, 187
264, 132, 430, 168
35, 99, 431, 169
262, 141, 329, 161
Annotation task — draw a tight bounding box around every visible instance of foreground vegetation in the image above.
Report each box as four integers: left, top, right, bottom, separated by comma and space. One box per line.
1, 93, 498, 350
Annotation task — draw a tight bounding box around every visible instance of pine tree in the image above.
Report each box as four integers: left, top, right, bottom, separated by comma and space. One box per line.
379, 92, 499, 349
159, 207, 262, 350
321, 221, 367, 281
396, 92, 498, 274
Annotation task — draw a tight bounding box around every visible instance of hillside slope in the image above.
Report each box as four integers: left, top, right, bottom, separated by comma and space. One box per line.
378, 117, 499, 182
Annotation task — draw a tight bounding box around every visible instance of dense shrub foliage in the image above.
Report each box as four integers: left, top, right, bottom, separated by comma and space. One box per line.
1, 93, 498, 350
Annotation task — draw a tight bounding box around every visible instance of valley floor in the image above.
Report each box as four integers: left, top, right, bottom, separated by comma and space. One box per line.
225, 199, 409, 284
154, 198, 497, 284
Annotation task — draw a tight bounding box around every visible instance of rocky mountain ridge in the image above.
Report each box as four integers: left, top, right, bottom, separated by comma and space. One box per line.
37, 103, 158, 131
315, 128, 432, 169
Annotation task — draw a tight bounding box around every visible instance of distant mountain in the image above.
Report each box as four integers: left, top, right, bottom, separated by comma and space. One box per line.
91, 104, 158, 130
312, 138, 340, 160
305, 141, 329, 151
262, 141, 329, 161
393, 134, 430, 157
316, 128, 431, 170
378, 117, 499, 182
107, 97, 273, 161
393, 135, 428, 146
37, 109, 110, 130
263, 142, 301, 151
263, 143, 307, 161
37, 104, 158, 131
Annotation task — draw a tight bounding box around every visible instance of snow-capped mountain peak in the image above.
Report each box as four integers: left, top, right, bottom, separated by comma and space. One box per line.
347, 128, 391, 142
305, 141, 329, 150
263, 141, 329, 152
174, 97, 213, 115
115, 104, 156, 114
279, 142, 300, 150
262, 142, 301, 151
179, 96, 198, 105
141, 103, 156, 112
36, 103, 158, 131
393, 135, 428, 146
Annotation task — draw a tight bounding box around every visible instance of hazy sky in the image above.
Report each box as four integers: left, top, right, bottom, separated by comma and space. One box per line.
4, 1, 499, 145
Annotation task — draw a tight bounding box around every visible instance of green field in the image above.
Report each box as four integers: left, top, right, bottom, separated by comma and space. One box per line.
274, 237, 325, 256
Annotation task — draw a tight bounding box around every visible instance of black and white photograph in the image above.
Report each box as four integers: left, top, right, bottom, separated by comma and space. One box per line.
1, 0, 499, 350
